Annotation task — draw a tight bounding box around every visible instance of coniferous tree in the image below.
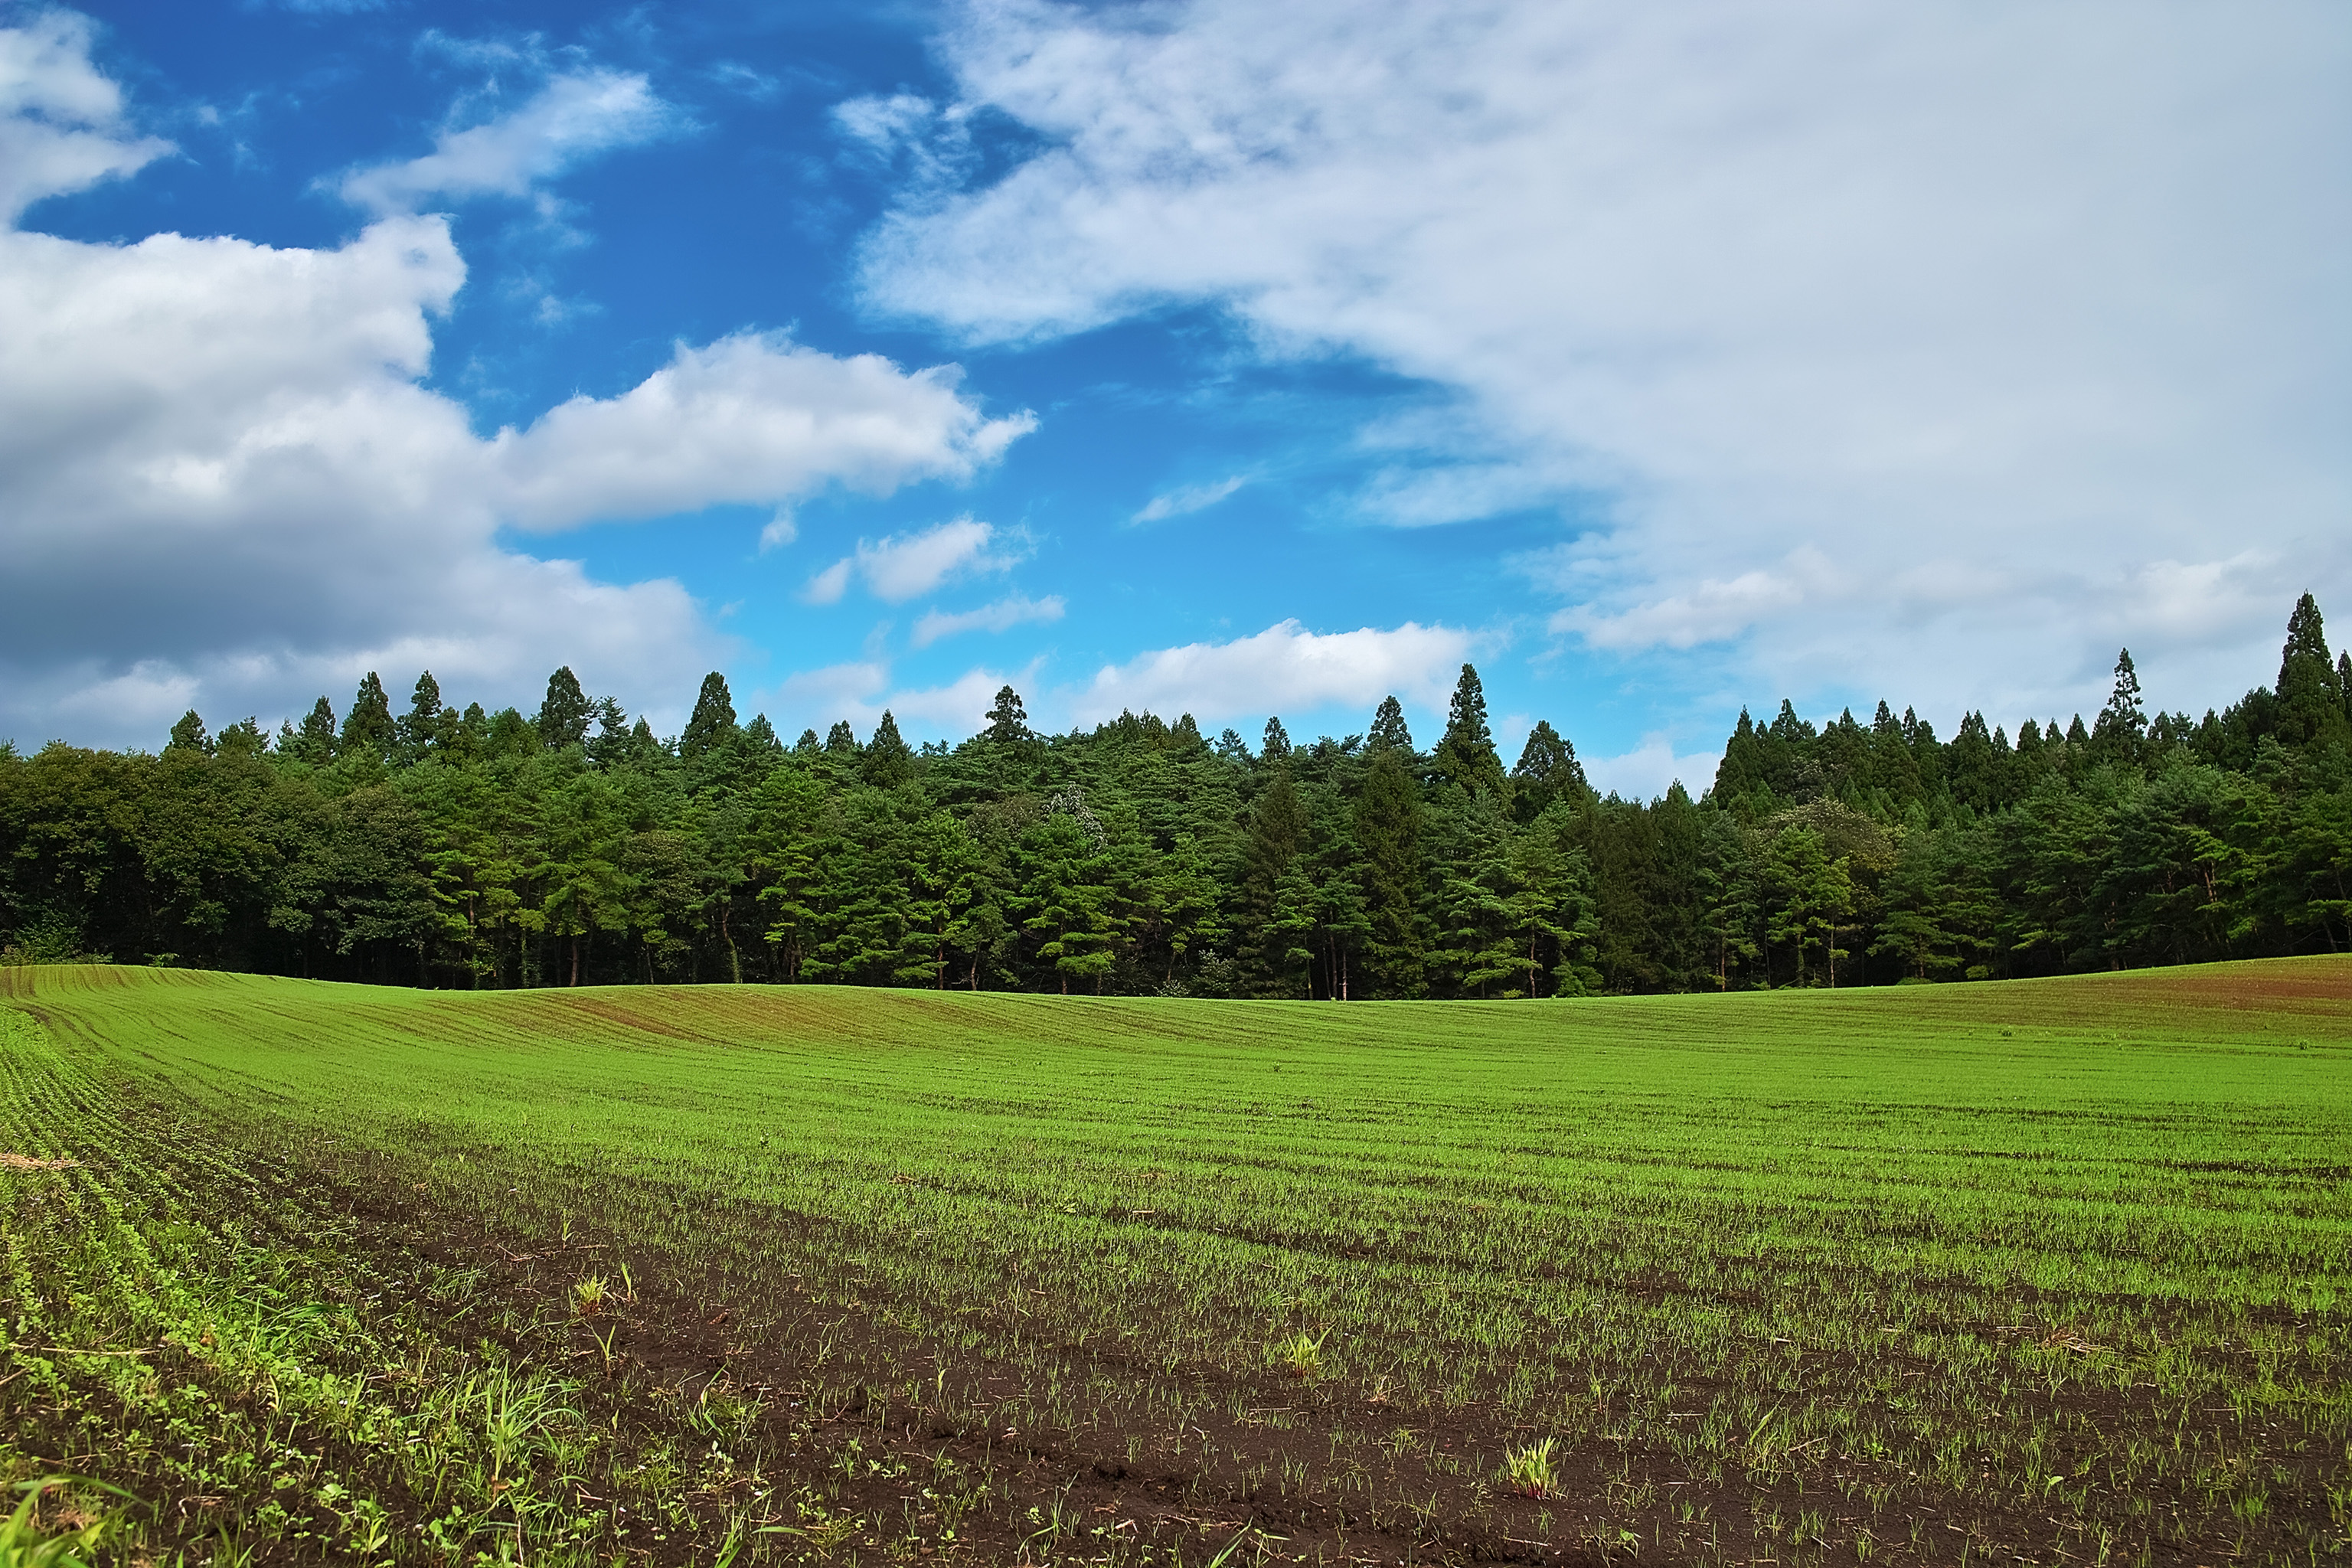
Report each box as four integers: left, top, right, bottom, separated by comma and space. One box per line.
165, 710, 212, 756
341, 673, 396, 760
2275, 594, 2347, 748
680, 672, 737, 758
539, 668, 591, 750
863, 710, 914, 788
823, 721, 858, 756
1432, 664, 1506, 800
294, 697, 338, 764
1368, 695, 1413, 756
1510, 720, 1586, 819
399, 671, 446, 759
1261, 717, 1292, 763
985, 685, 1031, 744
1354, 745, 1424, 995
2092, 648, 2148, 762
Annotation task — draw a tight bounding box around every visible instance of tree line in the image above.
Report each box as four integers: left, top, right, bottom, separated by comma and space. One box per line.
3, 594, 2348, 996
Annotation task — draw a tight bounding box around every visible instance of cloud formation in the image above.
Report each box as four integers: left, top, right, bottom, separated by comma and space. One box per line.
1132, 474, 1244, 524
0, 9, 170, 220
1070, 619, 1472, 728
911, 593, 1065, 647
803, 517, 1030, 606
0, 16, 1031, 748
338, 68, 684, 213
861, 0, 2352, 724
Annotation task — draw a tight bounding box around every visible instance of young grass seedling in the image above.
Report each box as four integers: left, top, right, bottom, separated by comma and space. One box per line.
1501, 1436, 1560, 1500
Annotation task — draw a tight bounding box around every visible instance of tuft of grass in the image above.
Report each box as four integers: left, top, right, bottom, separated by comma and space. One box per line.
1274, 1330, 1326, 1380
1501, 1436, 1558, 1499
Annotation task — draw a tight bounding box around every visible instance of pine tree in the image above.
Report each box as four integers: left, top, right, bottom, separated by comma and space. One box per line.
540, 667, 591, 750
680, 672, 737, 758
399, 671, 446, 758
341, 673, 396, 760
165, 710, 212, 756
1368, 695, 1413, 756
1509, 720, 1586, 818
294, 697, 338, 764
1354, 746, 1424, 995
2092, 648, 2148, 761
985, 685, 1031, 743
824, 721, 859, 756
2275, 593, 2348, 748
863, 710, 915, 787
1432, 665, 1506, 800
1261, 717, 1292, 763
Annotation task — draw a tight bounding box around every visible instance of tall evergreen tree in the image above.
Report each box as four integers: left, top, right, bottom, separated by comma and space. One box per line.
341, 673, 396, 760
398, 671, 446, 758
985, 685, 1031, 743
165, 710, 212, 756
1262, 717, 1292, 763
1354, 746, 1424, 995
2092, 648, 2148, 760
1432, 664, 1506, 800
680, 672, 737, 758
292, 697, 338, 764
1367, 695, 1413, 756
2275, 593, 2347, 748
539, 667, 592, 750
863, 710, 915, 788
1510, 720, 1586, 818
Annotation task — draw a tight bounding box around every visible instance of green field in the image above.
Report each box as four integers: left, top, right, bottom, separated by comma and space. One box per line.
2, 962, 2347, 1566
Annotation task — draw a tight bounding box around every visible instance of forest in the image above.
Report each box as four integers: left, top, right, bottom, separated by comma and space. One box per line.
2, 595, 2348, 997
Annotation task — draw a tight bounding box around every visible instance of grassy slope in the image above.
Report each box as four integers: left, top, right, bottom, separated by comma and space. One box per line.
2, 960, 2348, 1565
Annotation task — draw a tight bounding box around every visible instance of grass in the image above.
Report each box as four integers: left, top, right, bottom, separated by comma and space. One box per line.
1, 958, 2347, 1564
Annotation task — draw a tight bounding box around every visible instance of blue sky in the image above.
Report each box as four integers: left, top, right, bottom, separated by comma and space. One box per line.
4, 1, 2347, 792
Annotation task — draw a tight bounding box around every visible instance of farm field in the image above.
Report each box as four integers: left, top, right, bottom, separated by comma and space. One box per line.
1, 962, 2347, 1566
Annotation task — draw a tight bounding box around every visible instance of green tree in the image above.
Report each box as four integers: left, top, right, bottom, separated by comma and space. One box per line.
2276, 593, 2349, 749
341, 673, 397, 760
539, 667, 592, 751
681, 671, 738, 758
1432, 664, 1507, 802
863, 710, 915, 788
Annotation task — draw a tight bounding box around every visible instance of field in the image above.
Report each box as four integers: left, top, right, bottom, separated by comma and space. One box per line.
1, 962, 2347, 1567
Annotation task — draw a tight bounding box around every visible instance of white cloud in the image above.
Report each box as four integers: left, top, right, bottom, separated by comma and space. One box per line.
338, 69, 683, 213
861, 0, 2352, 723
758, 510, 798, 552
0, 10, 171, 220
802, 557, 854, 606
911, 592, 1065, 647
1070, 618, 1472, 727
805, 516, 1029, 607
491, 339, 1035, 529
1132, 474, 1244, 524
0, 18, 1031, 750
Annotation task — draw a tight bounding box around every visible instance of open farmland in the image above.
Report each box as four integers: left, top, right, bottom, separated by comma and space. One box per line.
1, 962, 2347, 1566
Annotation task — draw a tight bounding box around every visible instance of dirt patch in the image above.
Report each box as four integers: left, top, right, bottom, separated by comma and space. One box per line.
0, 1151, 80, 1170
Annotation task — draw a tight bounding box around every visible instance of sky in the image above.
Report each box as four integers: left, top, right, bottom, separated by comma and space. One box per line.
2, 0, 2346, 795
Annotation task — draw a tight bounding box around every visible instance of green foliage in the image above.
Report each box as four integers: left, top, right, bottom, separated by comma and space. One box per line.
5, 602, 2352, 995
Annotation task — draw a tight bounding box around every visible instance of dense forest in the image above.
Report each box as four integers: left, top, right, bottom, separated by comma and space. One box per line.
4, 594, 2349, 996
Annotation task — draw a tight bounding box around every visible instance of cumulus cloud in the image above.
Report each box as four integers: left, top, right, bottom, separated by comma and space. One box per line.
492, 340, 1034, 529
338, 68, 684, 213
0, 16, 1031, 748
911, 593, 1065, 647
1070, 619, 1472, 727
804, 516, 1029, 606
1132, 474, 1245, 524
0, 10, 170, 220
860, 0, 2352, 721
